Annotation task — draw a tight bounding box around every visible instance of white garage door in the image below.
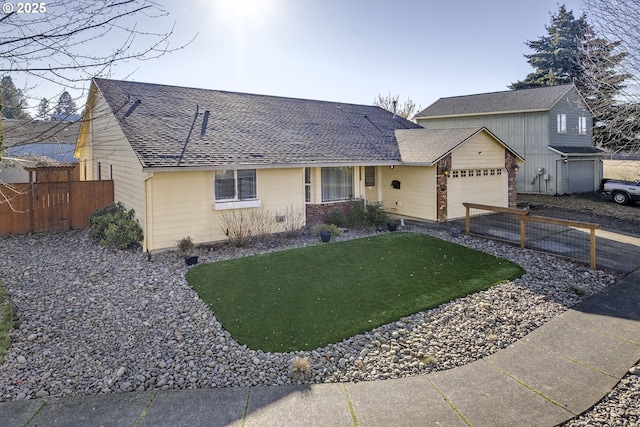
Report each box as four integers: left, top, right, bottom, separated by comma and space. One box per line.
447, 168, 506, 219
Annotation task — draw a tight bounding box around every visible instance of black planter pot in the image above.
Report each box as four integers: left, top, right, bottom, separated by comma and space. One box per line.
320, 230, 332, 242
185, 256, 199, 266
387, 222, 397, 232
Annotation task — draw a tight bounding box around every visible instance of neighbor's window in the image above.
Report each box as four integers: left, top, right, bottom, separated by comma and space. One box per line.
321, 166, 353, 202
215, 169, 257, 201
557, 113, 567, 133
578, 116, 587, 135
364, 166, 375, 187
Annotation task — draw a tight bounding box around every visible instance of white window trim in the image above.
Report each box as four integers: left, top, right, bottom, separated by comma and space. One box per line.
557, 113, 567, 134
214, 199, 262, 211
579, 116, 587, 135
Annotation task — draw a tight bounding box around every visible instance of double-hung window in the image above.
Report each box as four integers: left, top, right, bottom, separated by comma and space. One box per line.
215, 169, 257, 201
557, 113, 567, 134
578, 116, 587, 135
321, 167, 353, 202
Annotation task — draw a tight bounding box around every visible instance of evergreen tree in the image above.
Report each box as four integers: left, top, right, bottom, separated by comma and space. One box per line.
0, 75, 30, 119
37, 97, 50, 120
510, 6, 586, 89
510, 5, 629, 149
54, 91, 77, 116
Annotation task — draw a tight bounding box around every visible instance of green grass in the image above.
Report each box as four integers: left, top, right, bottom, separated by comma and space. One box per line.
187, 232, 524, 352
0, 284, 14, 362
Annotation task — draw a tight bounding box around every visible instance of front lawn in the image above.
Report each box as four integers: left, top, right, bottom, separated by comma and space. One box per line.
186, 232, 524, 352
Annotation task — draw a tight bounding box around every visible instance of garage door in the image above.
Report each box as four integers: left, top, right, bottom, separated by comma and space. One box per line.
568, 160, 596, 193
447, 168, 506, 219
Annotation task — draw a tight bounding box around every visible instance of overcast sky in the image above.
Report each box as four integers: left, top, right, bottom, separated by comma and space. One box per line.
21, 0, 586, 112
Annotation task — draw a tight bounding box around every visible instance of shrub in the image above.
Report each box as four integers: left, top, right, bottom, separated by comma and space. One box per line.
347, 199, 389, 228
313, 223, 342, 238
290, 356, 311, 379
365, 201, 389, 227
348, 198, 367, 228
89, 202, 143, 249
176, 236, 194, 256
327, 209, 348, 228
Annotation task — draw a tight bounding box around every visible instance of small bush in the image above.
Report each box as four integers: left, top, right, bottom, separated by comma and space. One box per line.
313, 223, 342, 238
348, 198, 367, 228
89, 202, 143, 249
290, 356, 311, 379
365, 201, 389, 227
327, 209, 348, 228
176, 236, 195, 256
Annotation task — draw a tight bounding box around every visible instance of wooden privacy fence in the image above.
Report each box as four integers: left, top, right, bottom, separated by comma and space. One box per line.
0, 180, 114, 236
462, 202, 599, 269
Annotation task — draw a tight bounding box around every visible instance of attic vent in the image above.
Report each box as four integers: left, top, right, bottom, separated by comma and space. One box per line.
124, 99, 141, 118
250, 153, 264, 158
201, 110, 210, 137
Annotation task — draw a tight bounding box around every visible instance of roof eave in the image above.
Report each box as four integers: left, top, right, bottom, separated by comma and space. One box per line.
415, 109, 550, 120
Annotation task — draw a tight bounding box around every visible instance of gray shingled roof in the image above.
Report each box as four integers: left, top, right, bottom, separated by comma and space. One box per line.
395, 127, 522, 165
92, 78, 422, 169
548, 145, 606, 156
3, 119, 80, 163
416, 85, 575, 118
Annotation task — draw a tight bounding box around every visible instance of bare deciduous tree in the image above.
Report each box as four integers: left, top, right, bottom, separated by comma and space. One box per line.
0, 0, 184, 85
373, 93, 421, 121
581, 0, 640, 152
0, 0, 191, 206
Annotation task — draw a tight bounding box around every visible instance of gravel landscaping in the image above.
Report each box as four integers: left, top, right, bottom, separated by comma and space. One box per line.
0, 199, 638, 424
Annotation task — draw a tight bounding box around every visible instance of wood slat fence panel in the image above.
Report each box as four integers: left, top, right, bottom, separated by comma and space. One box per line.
0, 180, 114, 236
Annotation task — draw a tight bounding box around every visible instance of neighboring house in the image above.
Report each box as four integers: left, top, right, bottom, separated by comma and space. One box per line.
415, 85, 605, 195
75, 78, 523, 252
1, 119, 80, 183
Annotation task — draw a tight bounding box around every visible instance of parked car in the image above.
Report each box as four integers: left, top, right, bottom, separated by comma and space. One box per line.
600, 179, 640, 205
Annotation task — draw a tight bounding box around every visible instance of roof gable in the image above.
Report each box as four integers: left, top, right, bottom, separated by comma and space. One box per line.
416, 85, 576, 119
395, 127, 523, 165
91, 78, 422, 169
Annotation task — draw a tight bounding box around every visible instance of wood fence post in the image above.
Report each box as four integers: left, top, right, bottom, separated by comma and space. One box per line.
465, 205, 470, 235
590, 228, 596, 270
520, 218, 526, 249
28, 170, 35, 233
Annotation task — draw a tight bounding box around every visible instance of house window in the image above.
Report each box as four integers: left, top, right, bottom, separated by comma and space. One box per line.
321, 167, 353, 202
557, 113, 567, 133
305, 168, 311, 203
364, 166, 375, 187
460, 170, 467, 178
215, 169, 257, 201
578, 116, 587, 135
452, 170, 459, 178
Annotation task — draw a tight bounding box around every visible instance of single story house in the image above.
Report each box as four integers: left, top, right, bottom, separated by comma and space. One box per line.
415, 85, 605, 195
75, 78, 523, 252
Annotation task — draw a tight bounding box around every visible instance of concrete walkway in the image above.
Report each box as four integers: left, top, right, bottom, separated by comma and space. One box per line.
1, 231, 639, 426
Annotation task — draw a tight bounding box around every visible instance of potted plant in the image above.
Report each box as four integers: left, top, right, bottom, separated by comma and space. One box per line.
177, 236, 198, 266
387, 221, 398, 232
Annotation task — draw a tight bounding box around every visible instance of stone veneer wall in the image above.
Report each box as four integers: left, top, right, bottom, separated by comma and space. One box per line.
506, 151, 518, 208
436, 154, 452, 222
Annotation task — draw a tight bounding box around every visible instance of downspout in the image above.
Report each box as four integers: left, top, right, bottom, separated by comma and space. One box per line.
144, 174, 153, 253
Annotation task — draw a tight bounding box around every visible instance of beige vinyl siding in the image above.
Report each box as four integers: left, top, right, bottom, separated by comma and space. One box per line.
76, 91, 147, 228
452, 132, 505, 169
447, 132, 509, 218
148, 168, 305, 251
380, 166, 437, 221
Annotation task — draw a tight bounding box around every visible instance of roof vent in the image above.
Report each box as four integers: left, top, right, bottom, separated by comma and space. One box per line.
124, 99, 141, 118
201, 110, 210, 137
392, 100, 397, 120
